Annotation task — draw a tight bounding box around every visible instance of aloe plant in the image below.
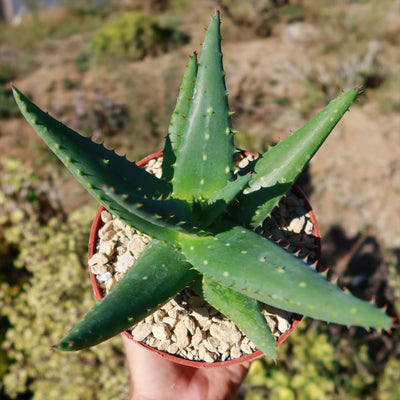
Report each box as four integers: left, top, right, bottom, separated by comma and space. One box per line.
12, 11, 391, 360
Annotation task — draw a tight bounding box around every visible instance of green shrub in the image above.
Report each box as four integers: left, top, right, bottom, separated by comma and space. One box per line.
242, 320, 387, 400
0, 157, 129, 399
90, 11, 189, 61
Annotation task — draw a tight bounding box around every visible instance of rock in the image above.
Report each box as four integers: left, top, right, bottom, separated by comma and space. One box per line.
99, 240, 115, 258
153, 309, 166, 324
114, 251, 135, 274
230, 345, 242, 360
218, 341, 230, 354
167, 343, 178, 354
131, 323, 152, 341
88, 253, 109, 274
230, 328, 243, 345
182, 315, 196, 335
152, 323, 171, 341
240, 342, 253, 355
156, 339, 171, 352
198, 346, 218, 363
191, 327, 205, 346
277, 313, 291, 333
288, 215, 306, 232
101, 210, 113, 223
127, 235, 147, 258
174, 320, 190, 348
162, 317, 177, 328
105, 277, 116, 292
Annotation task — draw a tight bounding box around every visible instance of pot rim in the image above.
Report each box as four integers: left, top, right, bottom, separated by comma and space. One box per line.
88, 150, 321, 368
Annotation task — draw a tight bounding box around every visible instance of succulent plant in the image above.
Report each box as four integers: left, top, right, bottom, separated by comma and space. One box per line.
12, 11, 391, 360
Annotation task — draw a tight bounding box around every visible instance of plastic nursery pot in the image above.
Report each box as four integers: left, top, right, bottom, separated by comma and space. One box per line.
88, 151, 322, 368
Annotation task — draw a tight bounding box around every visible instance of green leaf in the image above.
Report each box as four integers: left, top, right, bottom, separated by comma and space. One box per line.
55, 240, 198, 351
102, 186, 206, 241
162, 53, 198, 182
201, 173, 252, 227
237, 90, 359, 227
12, 85, 171, 202
172, 11, 235, 199
180, 226, 391, 330
192, 277, 277, 358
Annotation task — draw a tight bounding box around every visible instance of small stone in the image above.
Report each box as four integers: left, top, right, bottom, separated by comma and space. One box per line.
144, 315, 154, 324
185, 350, 194, 360
99, 220, 114, 235
127, 235, 148, 258
161, 302, 174, 313
218, 341, 230, 354
167, 343, 178, 354
230, 328, 242, 345
276, 313, 291, 333
240, 342, 253, 355
153, 309, 166, 324
288, 215, 306, 232
202, 319, 213, 331
98, 229, 115, 241
162, 317, 177, 328
101, 210, 112, 223
304, 219, 314, 235
114, 218, 127, 230
199, 346, 217, 363
183, 315, 196, 335
117, 235, 129, 247
191, 327, 205, 346
174, 321, 189, 347
167, 307, 179, 319
157, 339, 171, 352
105, 277, 116, 292
207, 336, 220, 352
131, 323, 152, 341
148, 337, 161, 348
89, 253, 109, 274
152, 323, 171, 341
237, 157, 249, 169
221, 351, 230, 361
99, 241, 115, 258
114, 271, 124, 282
96, 271, 112, 284
114, 251, 135, 274
230, 345, 242, 359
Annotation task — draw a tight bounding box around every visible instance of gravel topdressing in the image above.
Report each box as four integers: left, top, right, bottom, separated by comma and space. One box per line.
89, 156, 319, 363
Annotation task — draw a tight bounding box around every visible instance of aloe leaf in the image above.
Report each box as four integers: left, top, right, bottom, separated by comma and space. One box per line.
12, 86, 171, 201
181, 226, 391, 330
201, 174, 252, 227
238, 89, 359, 227
162, 53, 198, 182
102, 186, 206, 239
55, 240, 198, 351
172, 11, 235, 199
192, 277, 277, 358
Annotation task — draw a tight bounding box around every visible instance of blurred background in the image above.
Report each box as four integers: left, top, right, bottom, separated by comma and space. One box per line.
0, 1, 399, 399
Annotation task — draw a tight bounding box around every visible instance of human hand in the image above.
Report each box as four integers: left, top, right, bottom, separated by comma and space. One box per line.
122, 335, 250, 400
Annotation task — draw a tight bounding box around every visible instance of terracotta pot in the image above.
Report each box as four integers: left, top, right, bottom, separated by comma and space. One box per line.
88, 151, 321, 368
